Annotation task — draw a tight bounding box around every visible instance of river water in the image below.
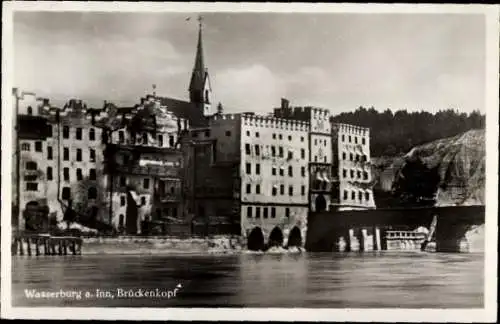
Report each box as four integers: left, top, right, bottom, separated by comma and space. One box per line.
12, 252, 483, 308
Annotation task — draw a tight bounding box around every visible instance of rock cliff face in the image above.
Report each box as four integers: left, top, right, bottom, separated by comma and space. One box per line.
372, 129, 485, 207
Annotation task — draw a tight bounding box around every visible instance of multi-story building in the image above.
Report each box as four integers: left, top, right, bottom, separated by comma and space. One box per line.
331, 123, 376, 210
103, 95, 188, 234
13, 89, 110, 231
184, 112, 310, 249
274, 98, 376, 213
274, 99, 334, 213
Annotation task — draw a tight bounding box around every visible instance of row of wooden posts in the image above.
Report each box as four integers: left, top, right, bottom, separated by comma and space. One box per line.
12, 235, 83, 256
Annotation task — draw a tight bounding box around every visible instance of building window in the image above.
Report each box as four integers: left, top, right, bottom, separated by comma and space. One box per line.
76, 128, 82, 140
256, 184, 261, 194
301, 185, 306, 196
349, 153, 353, 161
63, 147, 69, 161
288, 135, 292, 141
119, 214, 124, 228
363, 171, 368, 180
300, 136, 304, 142
63, 168, 69, 181
272, 187, 277, 196
355, 137, 358, 144
256, 164, 260, 175
343, 169, 347, 178
143, 178, 150, 189
89, 168, 96, 180
279, 146, 283, 157
301, 166, 306, 177
256, 132, 260, 138
76, 168, 83, 181
324, 139, 327, 146
355, 154, 359, 162
314, 156, 318, 162
351, 191, 355, 200
342, 152, 346, 160
26, 161, 37, 170
142, 133, 148, 145
76, 148, 82, 161
169, 135, 175, 147
89, 128, 95, 141
246, 163, 251, 174
141, 197, 146, 206
47, 146, 53, 160
324, 156, 327, 163
46, 167, 53, 180
26, 182, 38, 191
27, 106, 33, 115
358, 191, 363, 200
271, 146, 276, 157
88, 187, 97, 199
289, 186, 294, 196
63, 126, 69, 139
255, 145, 260, 156
341, 134, 345, 142
280, 184, 285, 195
362, 138, 366, 145
62, 187, 71, 200
349, 135, 352, 143
245, 143, 251, 155
225, 130, 231, 137
263, 207, 268, 218
272, 167, 276, 176
246, 184, 251, 194
285, 208, 290, 218
90, 149, 96, 162
21, 143, 30, 151
350, 170, 355, 178
279, 167, 284, 176
271, 207, 276, 218
343, 190, 348, 200
120, 196, 126, 206
314, 139, 317, 145
119, 131, 125, 143
172, 207, 178, 217
158, 134, 163, 147
170, 186, 175, 194
301, 149, 305, 159
247, 206, 252, 218
365, 192, 370, 201
288, 166, 293, 177
35, 141, 42, 152
288, 151, 293, 160
272, 133, 276, 139
279, 134, 283, 140
357, 171, 361, 179
255, 207, 261, 219
246, 131, 250, 136
120, 176, 126, 187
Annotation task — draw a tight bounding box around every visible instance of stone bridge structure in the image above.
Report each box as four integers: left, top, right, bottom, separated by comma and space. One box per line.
305, 205, 485, 253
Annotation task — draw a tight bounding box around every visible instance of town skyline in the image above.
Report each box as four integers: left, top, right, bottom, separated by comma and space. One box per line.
14, 12, 485, 114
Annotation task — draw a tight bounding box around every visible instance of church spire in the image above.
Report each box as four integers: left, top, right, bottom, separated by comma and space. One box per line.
189, 15, 212, 116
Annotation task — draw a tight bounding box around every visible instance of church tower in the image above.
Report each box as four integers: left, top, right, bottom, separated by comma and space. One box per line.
189, 16, 212, 117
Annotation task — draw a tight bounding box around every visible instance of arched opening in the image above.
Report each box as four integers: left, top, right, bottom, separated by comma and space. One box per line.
287, 226, 302, 248
27, 106, 33, 115
247, 227, 265, 251
315, 194, 327, 212
268, 227, 284, 248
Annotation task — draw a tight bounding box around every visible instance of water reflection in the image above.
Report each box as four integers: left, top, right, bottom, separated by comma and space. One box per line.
12, 252, 483, 308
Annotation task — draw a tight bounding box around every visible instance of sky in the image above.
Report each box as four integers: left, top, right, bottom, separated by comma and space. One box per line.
13, 12, 486, 114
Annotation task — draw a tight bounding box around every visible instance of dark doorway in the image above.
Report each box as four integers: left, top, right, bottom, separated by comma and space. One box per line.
315, 194, 327, 212
287, 226, 302, 247
247, 227, 265, 251
268, 227, 284, 248
126, 192, 139, 234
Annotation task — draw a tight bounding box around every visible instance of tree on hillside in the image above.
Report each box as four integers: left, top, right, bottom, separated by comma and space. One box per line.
391, 157, 441, 207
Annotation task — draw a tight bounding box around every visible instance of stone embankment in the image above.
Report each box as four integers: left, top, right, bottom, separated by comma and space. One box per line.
82, 236, 244, 255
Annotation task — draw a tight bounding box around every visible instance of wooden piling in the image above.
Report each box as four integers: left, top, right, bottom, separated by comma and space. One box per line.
19, 238, 24, 256
63, 240, 68, 255
35, 238, 40, 256
26, 237, 32, 256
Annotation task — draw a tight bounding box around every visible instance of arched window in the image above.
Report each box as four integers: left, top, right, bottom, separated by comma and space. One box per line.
88, 187, 97, 199
27, 106, 33, 115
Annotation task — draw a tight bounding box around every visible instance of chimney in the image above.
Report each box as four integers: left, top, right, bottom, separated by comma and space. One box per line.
281, 98, 289, 110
